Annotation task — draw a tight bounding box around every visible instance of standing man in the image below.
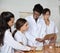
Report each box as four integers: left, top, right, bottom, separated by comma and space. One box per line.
25, 4, 45, 48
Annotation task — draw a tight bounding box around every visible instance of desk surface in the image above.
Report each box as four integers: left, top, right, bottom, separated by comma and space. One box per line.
24, 46, 60, 53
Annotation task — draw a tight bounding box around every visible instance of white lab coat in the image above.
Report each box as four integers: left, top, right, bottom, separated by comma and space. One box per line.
40, 18, 58, 34
14, 30, 27, 46
40, 18, 58, 45
25, 15, 46, 47
1, 29, 31, 53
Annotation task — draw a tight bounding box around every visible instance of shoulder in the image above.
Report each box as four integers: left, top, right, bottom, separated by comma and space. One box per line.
25, 15, 33, 21
14, 31, 22, 38
50, 20, 55, 25
39, 18, 45, 24
4, 29, 12, 39
5, 29, 11, 35
14, 31, 20, 36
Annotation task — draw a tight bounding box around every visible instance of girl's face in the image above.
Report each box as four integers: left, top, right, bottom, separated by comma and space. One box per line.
8, 17, 14, 27
43, 11, 50, 20
21, 22, 29, 31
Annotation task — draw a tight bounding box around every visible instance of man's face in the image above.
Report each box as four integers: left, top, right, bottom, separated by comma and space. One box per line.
33, 11, 41, 19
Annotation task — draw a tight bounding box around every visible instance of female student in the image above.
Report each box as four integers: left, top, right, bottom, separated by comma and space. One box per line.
41, 8, 58, 53
42, 8, 58, 41
13, 18, 29, 46
0, 12, 32, 53
13, 18, 36, 52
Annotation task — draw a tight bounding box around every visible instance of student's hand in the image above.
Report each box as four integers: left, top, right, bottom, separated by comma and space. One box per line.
19, 42, 23, 45
36, 38, 44, 42
30, 47, 36, 50
27, 45, 36, 50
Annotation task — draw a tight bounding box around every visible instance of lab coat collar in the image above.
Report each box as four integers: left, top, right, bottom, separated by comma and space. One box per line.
31, 15, 42, 23
17, 30, 25, 36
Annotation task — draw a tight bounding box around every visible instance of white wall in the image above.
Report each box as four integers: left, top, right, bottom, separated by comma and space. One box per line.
47, 0, 60, 41
0, 0, 60, 41
0, 0, 49, 20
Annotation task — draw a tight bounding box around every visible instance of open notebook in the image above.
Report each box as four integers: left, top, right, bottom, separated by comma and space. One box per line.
44, 33, 56, 40
36, 33, 56, 50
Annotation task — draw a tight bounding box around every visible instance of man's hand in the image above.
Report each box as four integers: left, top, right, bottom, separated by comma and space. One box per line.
35, 38, 44, 42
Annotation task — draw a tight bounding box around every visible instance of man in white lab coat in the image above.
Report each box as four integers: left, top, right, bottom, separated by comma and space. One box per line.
25, 4, 45, 48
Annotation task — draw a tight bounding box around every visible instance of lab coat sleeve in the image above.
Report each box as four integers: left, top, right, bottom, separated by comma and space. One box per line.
25, 31, 36, 42
39, 23, 46, 39
14, 34, 22, 42
5, 30, 31, 51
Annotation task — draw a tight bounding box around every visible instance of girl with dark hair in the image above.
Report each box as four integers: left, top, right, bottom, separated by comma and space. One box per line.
42, 8, 58, 40
41, 8, 58, 53
13, 18, 36, 52
0, 12, 31, 53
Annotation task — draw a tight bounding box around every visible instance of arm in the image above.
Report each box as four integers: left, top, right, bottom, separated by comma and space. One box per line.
14, 34, 24, 45
25, 31, 36, 43
35, 23, 46, 42
5, 31, 31, 51
35, 38, 44, 42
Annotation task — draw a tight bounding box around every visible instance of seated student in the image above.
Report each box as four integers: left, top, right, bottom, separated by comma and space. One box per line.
0, 12, 33, 53
13, 18, 36, 53
40, 8, 58, 53
41, 8, 58, 45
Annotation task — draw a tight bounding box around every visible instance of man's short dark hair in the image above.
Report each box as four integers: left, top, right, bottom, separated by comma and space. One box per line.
33, 4, 43, 14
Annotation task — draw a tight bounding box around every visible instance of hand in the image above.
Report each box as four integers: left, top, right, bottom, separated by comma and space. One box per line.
36, 38, 44, 42
30, 47, 36, 50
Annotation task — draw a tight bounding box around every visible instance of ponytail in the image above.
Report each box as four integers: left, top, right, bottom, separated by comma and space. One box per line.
12, 30, 17, 37
0, 15, 5, 45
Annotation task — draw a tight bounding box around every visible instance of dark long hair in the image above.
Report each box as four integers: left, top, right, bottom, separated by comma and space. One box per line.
0, 12, 14, 45
13, 18, 27, 37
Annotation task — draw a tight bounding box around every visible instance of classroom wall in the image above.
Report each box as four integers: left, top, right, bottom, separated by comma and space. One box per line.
0, 0, 49, 21
47, 0, 60, 41
0, 0, 60, 41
